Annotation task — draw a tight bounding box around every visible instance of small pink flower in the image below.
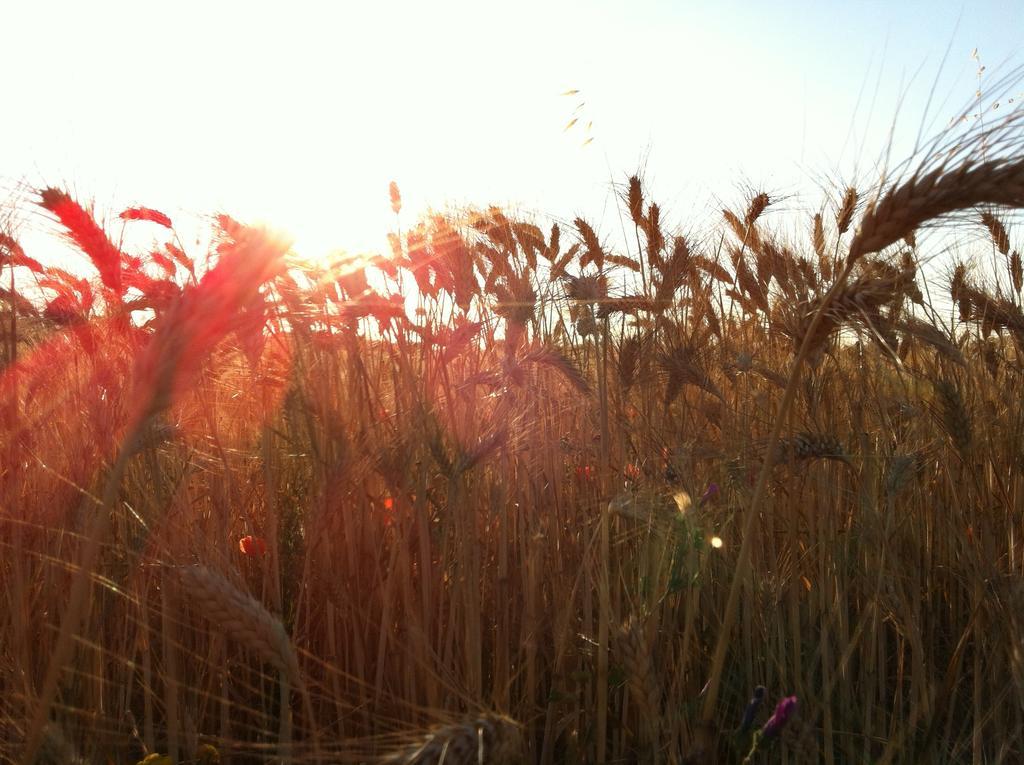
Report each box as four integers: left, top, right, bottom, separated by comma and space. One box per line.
761, 695, 798, 740
700, 482, 720, 506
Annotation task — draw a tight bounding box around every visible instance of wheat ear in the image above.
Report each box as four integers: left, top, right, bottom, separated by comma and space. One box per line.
173, 565, 319, 760
615, 617, 662, 759
849, 158, 1024, 263
175, 565, 300, 682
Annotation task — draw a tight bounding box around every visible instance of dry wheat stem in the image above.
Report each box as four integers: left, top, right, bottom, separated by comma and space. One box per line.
699, 258, 855, 727
703, 133, 1024, 734
20, 424, 147, 765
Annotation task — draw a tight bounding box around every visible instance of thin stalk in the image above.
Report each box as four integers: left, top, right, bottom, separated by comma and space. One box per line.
699, 258, 857, 727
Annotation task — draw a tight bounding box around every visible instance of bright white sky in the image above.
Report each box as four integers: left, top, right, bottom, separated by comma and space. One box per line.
2, 0, 1022, 272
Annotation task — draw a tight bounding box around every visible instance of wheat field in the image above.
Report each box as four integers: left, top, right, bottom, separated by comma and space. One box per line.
3, 92, 1024, 765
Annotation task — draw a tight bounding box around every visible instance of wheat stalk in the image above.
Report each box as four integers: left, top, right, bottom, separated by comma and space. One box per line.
701, 109, 1024, 733
35, 724, 82, 765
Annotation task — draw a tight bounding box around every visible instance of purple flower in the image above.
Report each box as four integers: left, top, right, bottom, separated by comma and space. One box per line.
738, 685, 765, 733
761, 695, 798, 740
700, 482, 720, 506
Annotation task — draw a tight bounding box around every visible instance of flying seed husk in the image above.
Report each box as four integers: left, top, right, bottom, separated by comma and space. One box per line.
389, 181, 402, 215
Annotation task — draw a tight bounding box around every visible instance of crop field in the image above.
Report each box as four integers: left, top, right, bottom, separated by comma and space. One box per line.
3, 96, 1024, 764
